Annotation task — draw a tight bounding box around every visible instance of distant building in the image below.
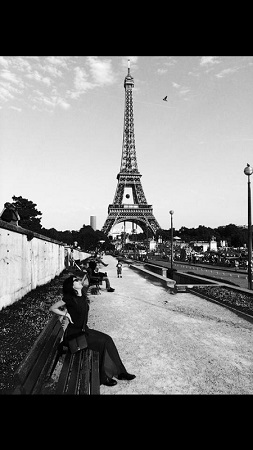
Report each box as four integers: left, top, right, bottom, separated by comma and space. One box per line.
209, 237, 217, 251
149, 239, 156, 251
90, 215, 96, 231
190, 237, 218, 253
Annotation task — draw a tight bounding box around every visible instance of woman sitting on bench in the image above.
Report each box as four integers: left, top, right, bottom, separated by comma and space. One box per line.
50, 275, 135, 387
87, 259, 115, 293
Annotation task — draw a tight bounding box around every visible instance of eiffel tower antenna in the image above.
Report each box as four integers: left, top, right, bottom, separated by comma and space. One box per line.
101, 59, 161, 237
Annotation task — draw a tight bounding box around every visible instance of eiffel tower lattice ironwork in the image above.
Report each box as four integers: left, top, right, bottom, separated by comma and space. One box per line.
101, 60, 161, 237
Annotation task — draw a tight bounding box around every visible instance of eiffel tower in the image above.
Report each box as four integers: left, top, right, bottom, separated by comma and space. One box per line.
101, 60, 161, 237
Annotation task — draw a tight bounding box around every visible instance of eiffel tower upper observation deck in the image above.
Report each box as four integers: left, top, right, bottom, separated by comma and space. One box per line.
101, 60, 161, 237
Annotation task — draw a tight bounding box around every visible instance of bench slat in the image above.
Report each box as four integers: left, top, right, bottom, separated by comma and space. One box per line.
56, 351, 72, 394
65, 351, 83, 395
79, 349, 91, 395
13, 315, 63, 385
31, 330, 64, 394
18, 324, 63, 394
90, 351, 100, 395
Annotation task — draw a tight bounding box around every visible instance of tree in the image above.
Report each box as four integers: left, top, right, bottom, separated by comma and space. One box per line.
12, 195, 42, 232
178, 226, 197, 242
216, 224, 248, 247
40, 227, 72, 244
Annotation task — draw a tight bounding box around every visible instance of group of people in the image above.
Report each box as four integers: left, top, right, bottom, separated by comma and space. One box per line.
50, 254, 135, 387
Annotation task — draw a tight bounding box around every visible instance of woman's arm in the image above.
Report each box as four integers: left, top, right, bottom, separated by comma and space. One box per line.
81, 272, 89, 286
49, 300, 73, 323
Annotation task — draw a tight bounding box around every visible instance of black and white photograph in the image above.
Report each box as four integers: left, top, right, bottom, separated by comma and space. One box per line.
0, 56, 252, 395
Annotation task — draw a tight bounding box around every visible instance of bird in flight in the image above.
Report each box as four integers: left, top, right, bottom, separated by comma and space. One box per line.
163, 96, 167, 101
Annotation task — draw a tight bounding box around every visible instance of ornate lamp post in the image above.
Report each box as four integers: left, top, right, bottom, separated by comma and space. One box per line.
169, 210, 174, 271
244, 164, 253, 290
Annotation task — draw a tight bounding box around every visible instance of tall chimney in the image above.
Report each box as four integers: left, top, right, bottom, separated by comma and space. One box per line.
90, 215, 96, 230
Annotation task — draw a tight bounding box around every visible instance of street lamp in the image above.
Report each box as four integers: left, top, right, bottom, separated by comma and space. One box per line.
146, 224, 149, 257
244, 164, 253, 290
169, 210, 174, 271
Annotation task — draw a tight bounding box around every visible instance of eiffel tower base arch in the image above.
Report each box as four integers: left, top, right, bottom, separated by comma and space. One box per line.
101, 205, 161, 237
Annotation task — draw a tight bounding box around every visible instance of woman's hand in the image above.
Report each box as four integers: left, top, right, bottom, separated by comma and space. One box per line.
65, 312, 74, 324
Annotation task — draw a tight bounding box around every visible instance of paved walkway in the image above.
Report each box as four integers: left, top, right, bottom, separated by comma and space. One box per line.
87, 255, 253, 395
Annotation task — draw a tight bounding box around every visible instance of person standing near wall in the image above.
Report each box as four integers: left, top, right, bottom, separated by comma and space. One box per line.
0, 202, 20, 226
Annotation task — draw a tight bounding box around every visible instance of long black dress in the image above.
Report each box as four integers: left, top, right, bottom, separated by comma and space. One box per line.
62, 292, 127, 384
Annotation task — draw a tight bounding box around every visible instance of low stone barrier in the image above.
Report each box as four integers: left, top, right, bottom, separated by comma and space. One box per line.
130, 264, 176, 289
144, 263, 168, 277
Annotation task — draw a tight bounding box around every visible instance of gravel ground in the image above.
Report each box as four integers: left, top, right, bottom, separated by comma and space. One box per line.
191, 285, 253, 316
0, 273, 66, 395
0, 256, 253, 395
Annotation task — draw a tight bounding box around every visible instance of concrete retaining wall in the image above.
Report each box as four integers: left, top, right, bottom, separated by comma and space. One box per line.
144, 263, 168, 277
0, 221, 66, 311
173, 270, 218, 285
144, 261, 218, 286
130, 264, 176, 289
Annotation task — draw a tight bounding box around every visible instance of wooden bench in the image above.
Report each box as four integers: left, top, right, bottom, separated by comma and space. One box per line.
12, 315, 100, 395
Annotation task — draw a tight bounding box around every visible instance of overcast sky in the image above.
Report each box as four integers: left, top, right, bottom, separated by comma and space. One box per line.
0, 56, 253, 234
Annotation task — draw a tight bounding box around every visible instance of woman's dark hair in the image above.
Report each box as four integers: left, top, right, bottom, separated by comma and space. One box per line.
63, 276, 77, 297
